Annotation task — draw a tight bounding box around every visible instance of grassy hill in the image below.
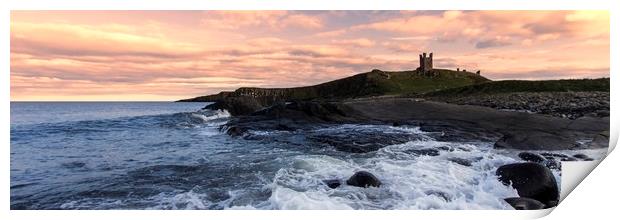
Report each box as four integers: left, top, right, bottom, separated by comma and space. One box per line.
179, 68, 490, 102
422, 78, 610, 97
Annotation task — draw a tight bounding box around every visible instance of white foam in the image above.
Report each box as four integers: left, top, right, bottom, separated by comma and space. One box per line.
191, 109, 230, 122
264, 136, 521, 210
387, 126, 426, 134
149, 188, 212, 210
193, 110, 231, 136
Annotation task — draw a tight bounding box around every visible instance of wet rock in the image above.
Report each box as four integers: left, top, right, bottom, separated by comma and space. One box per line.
540, 152, 569, 158
494, 132, 575, 151
346, 171, 382, 188
573, 153, 593, 161
587, 132, 610, 148
323, 179, 341, 189
496, 163, 559, 208
543, 159, 560, 170
405, 148, 440, 156
448, 157, 472, 166
226, 126, 248, 137
420, 121, 502, 143
518, 152, 546, 163
561, 157, 578, 161
504, 197, 546, 210
456, 146, 473, 152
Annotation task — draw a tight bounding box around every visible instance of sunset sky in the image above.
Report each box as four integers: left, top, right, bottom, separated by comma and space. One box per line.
10, 11, 609, 101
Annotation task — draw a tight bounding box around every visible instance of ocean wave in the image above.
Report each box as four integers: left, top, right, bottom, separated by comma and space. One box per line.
11, 109, 230, 139
264, 137, 521, 210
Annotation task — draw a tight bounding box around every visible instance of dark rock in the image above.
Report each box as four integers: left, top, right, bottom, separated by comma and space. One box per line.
205, 96, 268, 116
226, 126, 248, 137
504, 197, 546, 210
323, 179, 341, 189
420, 121, 502, 143
496, 163, 559, 208
518, 152, 546, 163
250, 100, 364, 123
448, 157, 472, 166
456, 146, 473, 152
426, 91, 610, 120
587, 132, 610, 148
346, 171, 382, 188
405, 148, 440, 156
543, 159, 560, 170
494, 132, 575, 151
541, 152, 569, 158
573, 153, 593, 161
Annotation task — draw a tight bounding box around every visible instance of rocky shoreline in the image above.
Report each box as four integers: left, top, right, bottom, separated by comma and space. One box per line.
423, 91, 609, 119
187, 80, 610, 210
206, 95, 608, 210
218, 97, 609, 151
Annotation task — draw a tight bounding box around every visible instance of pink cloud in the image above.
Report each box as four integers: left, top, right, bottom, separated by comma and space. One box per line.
9, 11, 609, 101
332, 38, 376, 48
200, 11, 323, 30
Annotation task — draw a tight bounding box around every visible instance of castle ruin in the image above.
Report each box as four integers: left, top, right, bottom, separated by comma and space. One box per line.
418, 52, 433, 73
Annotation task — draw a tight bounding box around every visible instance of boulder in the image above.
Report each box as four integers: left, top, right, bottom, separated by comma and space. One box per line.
496, 162, 559, 207
518, 152, 546, 163
226, 126, 248, 137
346, 171, 382, 188
504, 197, 546, 210
543, 159, 560, 170
323, 179, 341, 189
405, 148, 440, 156
541, 152, 569, 158
448, 157, 472, 166
573, 153, 594, 161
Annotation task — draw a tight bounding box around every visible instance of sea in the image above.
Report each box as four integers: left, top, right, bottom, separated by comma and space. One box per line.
9, 102, 607, 210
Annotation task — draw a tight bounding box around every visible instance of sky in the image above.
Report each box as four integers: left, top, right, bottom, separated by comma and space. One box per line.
10, 10, 609, 101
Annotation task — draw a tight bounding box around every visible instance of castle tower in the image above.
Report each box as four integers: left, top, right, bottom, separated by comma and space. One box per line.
418, 52, 433, 72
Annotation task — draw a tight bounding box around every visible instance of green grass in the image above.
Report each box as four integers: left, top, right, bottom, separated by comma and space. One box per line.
249, 69, 490, 99
179, 69, 491, 102
381, 69, 490, 95
423, 78, 610, 97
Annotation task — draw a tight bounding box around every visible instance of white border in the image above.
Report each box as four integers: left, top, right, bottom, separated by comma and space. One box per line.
1, 1, 616, 220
